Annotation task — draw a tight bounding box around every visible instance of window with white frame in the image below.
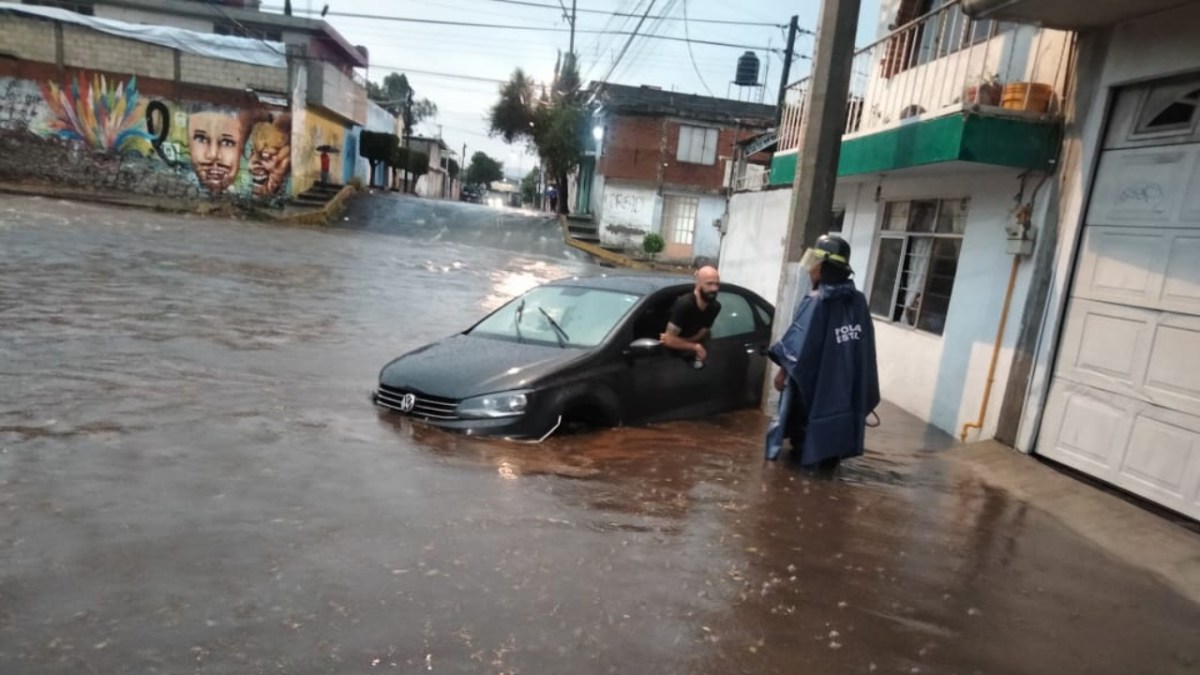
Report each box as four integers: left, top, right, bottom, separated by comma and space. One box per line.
677, 125, 719, 165
868, 198, 967, 336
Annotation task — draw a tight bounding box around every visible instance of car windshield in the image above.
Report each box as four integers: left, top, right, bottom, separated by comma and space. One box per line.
469, 285, 640, 348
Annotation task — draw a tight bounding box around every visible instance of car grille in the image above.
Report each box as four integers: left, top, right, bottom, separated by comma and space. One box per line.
375, 384, 461, 422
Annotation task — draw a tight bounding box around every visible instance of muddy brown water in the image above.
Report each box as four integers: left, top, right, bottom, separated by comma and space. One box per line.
1, 194, 1197, 674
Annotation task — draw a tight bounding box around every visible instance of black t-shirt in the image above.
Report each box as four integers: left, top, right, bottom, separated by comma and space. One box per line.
668, 292, 721, 339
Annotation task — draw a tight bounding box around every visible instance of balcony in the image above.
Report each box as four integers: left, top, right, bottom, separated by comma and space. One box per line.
307, 61, 368, 126
771, 0, 1072, 184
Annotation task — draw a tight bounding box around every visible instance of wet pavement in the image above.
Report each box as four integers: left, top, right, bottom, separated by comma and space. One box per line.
1, 193, 1198, 674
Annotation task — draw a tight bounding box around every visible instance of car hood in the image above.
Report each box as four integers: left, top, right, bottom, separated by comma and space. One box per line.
379, 334, 586, 400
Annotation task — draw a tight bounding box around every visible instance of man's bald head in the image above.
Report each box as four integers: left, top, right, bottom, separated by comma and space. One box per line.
695, 265, 720, 303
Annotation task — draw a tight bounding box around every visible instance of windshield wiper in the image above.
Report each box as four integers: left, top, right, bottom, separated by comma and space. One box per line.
513, 298, 526, 344
538, 307, 570, 348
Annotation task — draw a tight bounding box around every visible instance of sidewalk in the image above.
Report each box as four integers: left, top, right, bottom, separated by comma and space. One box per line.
950, 440, 1200, 604
0, 179, 355, 224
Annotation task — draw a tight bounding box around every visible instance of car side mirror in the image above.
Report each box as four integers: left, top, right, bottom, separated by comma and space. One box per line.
627, 337, 662, 357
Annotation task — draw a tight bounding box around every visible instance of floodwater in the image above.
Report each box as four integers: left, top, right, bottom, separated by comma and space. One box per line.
1, 193, 1197, 674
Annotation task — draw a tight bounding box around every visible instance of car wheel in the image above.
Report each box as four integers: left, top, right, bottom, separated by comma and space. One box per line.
559, 401, 614, 435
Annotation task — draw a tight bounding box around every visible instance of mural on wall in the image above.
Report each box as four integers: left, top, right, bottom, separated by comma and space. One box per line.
39, 74, 152, 154
0, 71, 292, 204
293, 108, 344, 192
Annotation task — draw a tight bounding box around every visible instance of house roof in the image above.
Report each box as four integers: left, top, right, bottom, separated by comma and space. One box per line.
86, 0, 369, 68
408, 136, 450, 151
591, 83, 776, 127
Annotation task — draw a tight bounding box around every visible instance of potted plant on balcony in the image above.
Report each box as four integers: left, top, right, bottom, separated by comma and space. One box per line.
964, 74, 1003, 108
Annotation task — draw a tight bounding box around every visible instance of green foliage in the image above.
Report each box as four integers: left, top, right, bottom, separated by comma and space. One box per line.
520, 168, 540, 204
359, 131, 399, 187
388, 146, 409, 170
368, 73, 438, 131
487, 52, 585, 214
643, 233, 665, 255
447, 158, 460, 180
408, 150, 430, 177
464, 151, 504, 187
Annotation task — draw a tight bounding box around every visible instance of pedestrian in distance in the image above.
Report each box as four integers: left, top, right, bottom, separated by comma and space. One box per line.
319, 148, 331, 187
765, 234, 880, 470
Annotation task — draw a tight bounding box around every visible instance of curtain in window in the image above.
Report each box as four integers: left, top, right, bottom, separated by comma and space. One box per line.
902, 237, 933, 326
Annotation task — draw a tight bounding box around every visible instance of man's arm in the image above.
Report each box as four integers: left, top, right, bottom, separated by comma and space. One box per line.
660, 323, 707, 359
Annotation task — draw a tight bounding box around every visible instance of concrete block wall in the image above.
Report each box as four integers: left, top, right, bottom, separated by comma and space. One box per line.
4, 13, 288, 94
0, 14, 57, 63
62, 24, 176, 81
179, 53, 288, 93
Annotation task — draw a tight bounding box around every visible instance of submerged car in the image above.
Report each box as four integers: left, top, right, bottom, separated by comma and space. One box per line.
373, 275, 774, 439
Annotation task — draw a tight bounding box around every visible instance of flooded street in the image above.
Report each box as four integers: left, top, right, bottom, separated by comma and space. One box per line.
1, 193, 1197, 674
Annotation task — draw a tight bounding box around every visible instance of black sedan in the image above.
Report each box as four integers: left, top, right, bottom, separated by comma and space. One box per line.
373, 275, 774, 439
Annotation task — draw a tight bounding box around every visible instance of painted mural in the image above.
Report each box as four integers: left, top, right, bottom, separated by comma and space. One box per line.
0, 72, 292, 205
292, 106, 345, 194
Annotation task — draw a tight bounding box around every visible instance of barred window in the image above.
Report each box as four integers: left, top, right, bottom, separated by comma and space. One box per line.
869, 198, 967, 336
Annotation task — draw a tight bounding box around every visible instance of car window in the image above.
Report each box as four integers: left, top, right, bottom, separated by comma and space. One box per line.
469, 285, 641, 348
753, 301, 772, 328
711, 292, 757, 339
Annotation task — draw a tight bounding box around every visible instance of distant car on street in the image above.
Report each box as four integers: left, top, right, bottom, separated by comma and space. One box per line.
459, 184, 484, 203
373, 275, 774, 440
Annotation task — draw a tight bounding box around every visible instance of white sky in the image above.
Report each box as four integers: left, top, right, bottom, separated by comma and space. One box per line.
269, 0, 882, 178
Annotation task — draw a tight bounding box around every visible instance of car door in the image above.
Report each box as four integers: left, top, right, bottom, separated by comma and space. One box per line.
705, 290, 771, 411
622, 290, 719, 422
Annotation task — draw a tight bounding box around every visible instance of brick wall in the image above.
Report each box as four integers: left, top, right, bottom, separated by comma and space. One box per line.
599, 113, 765, 192
0, 14, 57, 63
179, 53, 288, 93
4, 13, 288, 94
62, 24, 177, 81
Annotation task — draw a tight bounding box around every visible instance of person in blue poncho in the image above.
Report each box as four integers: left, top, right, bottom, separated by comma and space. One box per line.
765, 234, 880, 469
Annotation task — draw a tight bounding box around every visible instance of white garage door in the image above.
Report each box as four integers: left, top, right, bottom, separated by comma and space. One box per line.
1039, 76, 1200, 520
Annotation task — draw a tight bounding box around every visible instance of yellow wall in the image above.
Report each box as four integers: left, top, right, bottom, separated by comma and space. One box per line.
292, 106, 347, 195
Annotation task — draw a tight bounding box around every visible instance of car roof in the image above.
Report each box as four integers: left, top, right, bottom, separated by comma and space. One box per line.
548, 273, 691, 295
548, 273, 767, 304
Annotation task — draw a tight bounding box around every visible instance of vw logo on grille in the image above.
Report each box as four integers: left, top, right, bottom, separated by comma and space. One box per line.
399, 393, 417, 413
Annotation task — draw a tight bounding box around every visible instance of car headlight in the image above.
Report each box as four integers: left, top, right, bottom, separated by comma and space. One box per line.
457, 390, 530, 419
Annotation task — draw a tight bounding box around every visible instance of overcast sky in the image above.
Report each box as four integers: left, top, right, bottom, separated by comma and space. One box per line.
269, 0, 882, 179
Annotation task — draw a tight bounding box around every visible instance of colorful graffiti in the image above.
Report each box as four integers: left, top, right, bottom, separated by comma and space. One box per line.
0, 72, 293, 204
39, 74, 152, 155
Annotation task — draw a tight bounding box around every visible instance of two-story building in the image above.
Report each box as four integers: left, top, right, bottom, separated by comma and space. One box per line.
19, 0, 371, 196
723, 0, 1071, 449
405, 136, 453, 199
580, 84, 775, 265
954, 0, 1200, 521
724, 0, 1200, 522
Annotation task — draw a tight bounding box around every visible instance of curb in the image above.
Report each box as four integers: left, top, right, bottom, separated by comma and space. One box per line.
275, 185, 358, 226
557, 216, 689, 273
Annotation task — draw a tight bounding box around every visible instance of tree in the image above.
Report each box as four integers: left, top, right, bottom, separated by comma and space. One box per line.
488, 52, 584, 215
446, 158, 460, 181
359, 131, 399, 187
368, 73, 438, 133
520, 167, 540, 205
464, 151, 504, 188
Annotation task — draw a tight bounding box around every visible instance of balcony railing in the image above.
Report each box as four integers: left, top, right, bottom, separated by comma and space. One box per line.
778, 0, 1074, 153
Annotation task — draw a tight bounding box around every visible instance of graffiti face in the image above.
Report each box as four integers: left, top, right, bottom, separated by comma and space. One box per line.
249, 116, 291, 197
188, 111, 245, 193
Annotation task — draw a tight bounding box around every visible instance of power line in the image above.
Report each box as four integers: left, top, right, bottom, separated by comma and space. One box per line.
682, 0, 713, 96
596, 0, 659, 87
260, 8, 780, 52
483, 0, 788, 27
370, 65, 509, 85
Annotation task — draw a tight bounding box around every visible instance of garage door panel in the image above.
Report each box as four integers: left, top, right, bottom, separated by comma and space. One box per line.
1038, 85, 1200, 521
1040, 383, 1128, 477
1162, 236, 1200, 313
1089, 147, 1193, 225
1144, 320, 1200, 416
1121, 415, 1198, 499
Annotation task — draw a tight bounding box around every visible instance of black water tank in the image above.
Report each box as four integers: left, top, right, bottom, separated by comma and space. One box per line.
735, 51, 760, 87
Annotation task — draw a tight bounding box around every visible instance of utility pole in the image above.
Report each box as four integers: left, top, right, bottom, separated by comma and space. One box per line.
766, 0, 861, 401
776, 15, 800, 124
564, 0, 578, 55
